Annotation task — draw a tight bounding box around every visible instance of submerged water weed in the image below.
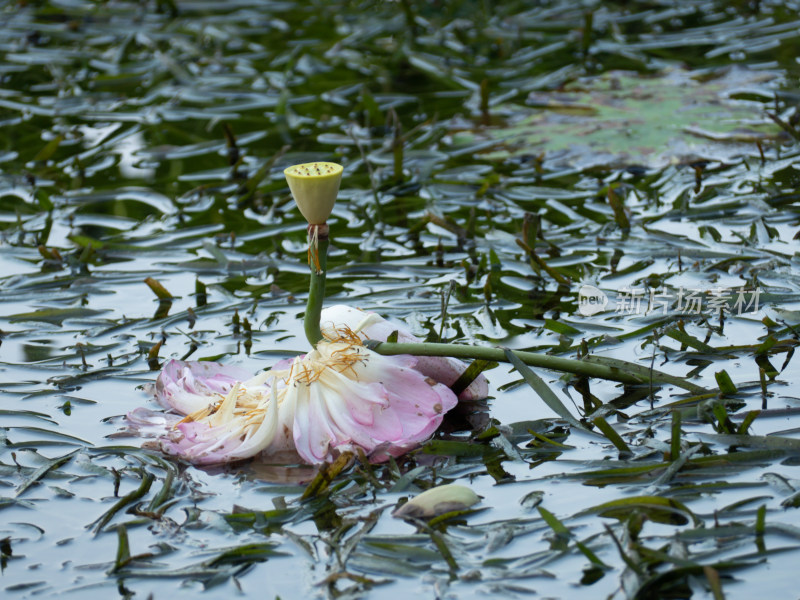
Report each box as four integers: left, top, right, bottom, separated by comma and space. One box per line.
0, 0, 800, 598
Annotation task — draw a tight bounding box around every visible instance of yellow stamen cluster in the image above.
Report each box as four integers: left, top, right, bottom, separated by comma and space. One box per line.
179, 385, 265, 426
175, 327, 370, 428
325, 324, 367, 345
289, 336, 367, 385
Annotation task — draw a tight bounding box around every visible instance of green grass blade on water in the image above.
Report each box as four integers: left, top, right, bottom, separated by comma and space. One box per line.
582, 495, 701, 527
504, 348, 597, 435
300, 451, 354, 500
699, 432, 800, 451
389, 466, 428, 493
9, 307, 110, 326
428, 529, 459, 573
450, 359, 496, 396
648, 445, 703, 490
736, 410, 760, 435
715, 370, 738, 396
666, 325, 715, 354
90, 470, 155, 534
0, 410, 58, 425
422, 439, 490, 457
591, 416, 631, 455
111, 525, 131, 573
671, 410, 682, 460
146, 470, 175, 512
703, 565, 726, 600
538, 506, 570, 550
15, 450, 79, 497
143, 277, 172, 301
205, 542, 287, 567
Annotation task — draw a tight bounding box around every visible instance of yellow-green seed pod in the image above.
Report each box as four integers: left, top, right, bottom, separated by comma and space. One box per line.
392, 484, 481, 519
284, 162, 343, 225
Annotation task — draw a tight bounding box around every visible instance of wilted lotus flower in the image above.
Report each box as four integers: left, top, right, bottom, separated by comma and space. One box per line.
284, 161, 343, 225
128, 306, 487, 465
138, 343, 455, 464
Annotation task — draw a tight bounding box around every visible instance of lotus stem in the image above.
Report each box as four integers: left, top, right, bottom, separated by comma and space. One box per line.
305, 224, 329, 346
365, 340, 696, 390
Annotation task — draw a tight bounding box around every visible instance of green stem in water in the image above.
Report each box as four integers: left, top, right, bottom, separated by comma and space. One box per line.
305, 225, 329, 346
364, 340, 705, 393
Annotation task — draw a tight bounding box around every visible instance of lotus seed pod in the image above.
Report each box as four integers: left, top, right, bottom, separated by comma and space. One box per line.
284, 161, 343, 225
392, 484, 481, 519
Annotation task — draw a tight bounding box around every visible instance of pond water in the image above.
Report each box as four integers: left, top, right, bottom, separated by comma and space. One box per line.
1, 1, 800, 598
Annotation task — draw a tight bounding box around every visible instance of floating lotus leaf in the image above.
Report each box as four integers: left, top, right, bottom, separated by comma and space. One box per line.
451, 67, 785, 169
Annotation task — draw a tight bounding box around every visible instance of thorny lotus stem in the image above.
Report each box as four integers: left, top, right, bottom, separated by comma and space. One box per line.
364, 340, 700, 392
305, 224, 329, 346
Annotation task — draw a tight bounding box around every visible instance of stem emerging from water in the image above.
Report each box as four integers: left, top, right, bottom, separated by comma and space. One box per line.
305, 224, 329, 346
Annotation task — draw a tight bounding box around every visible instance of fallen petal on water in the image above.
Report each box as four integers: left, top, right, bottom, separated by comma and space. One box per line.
393, 484, 481, 519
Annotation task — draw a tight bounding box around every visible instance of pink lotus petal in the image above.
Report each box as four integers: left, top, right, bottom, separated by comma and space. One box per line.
320, 305, 418, 344
293, 371, 398, 462
157, 384, 292, 465
125, 407, 182, 437
413, 356, 490, 402
362, 360, 457, 443
160, 421, 244, 465
320, 305, 489, 401
154, 360, 253, 415
291, 345, 458, 464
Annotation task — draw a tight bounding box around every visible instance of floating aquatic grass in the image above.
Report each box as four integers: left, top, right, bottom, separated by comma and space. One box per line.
1, 1, 800, 598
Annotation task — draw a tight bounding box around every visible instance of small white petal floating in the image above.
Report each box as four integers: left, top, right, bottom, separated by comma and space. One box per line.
392, 484, 481, 519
